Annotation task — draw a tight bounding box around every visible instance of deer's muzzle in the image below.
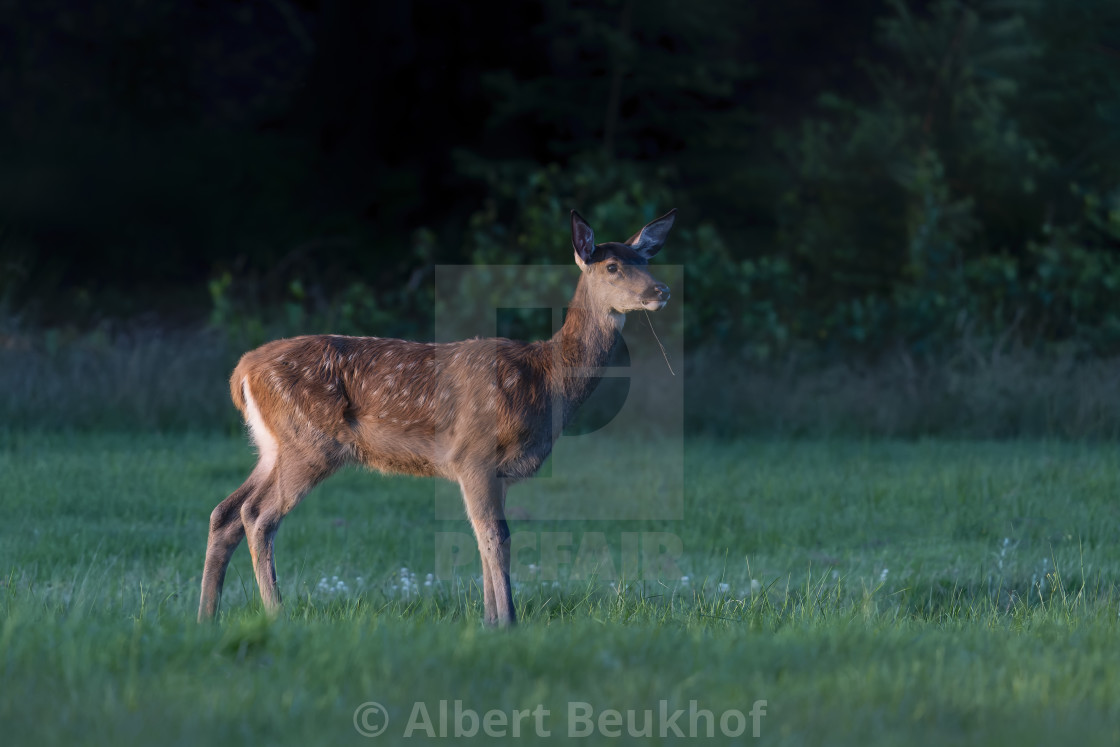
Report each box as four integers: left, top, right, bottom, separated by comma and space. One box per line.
642, 282, 671, 310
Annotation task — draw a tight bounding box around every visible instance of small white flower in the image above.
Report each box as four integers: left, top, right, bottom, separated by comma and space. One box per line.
750, 579, 761, 594
879, 568, 889, 583
680, 575, 690, 586
718, 582, 730, 593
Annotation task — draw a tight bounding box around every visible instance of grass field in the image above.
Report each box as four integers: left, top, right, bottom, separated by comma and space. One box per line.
3, 431, 1120, 745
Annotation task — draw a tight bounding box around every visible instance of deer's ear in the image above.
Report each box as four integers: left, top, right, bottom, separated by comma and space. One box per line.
626, 209, 677, 259
571, 210, 596, 270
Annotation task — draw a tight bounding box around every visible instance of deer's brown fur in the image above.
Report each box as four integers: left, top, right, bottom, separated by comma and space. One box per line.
198, 209, 675, 626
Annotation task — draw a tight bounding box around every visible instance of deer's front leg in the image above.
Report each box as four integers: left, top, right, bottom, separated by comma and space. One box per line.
481, 557, 497, 626
488, 515, 515, 625
461, 476, 516, 627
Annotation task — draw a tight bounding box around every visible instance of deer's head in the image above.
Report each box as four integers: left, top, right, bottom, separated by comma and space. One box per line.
571, 209, 675, 315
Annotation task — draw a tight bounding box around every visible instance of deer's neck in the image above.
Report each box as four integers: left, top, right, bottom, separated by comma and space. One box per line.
547, 279, 622, 424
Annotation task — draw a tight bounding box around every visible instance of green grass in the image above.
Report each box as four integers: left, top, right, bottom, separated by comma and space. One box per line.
3, 432, 1120, 745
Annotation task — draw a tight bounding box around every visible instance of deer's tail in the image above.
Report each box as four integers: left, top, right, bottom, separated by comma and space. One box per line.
229, 364, 249, 416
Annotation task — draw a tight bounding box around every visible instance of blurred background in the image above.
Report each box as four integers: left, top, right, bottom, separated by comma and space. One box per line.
2, 0, 1119, 436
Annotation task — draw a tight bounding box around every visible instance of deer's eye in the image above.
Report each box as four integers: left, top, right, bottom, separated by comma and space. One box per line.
606, 263, 620, 274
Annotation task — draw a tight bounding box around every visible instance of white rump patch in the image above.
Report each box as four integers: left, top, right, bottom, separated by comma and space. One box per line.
243, 378, 278, 474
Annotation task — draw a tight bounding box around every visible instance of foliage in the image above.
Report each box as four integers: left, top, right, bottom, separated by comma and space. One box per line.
207, 238, 437, 348
413, 0, 1120, 359
3, 0, 1119, 362
768, 0, 1120, 356
457, 154, 679, 265
482, 0, 756, 163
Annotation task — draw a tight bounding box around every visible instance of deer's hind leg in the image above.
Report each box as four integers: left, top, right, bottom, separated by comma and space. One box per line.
199, 378, 283, 621
199, 469, 263, 621
240, 444, 337, 615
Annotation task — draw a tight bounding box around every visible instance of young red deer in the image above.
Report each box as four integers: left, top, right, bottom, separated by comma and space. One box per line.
198, 209, 675, 626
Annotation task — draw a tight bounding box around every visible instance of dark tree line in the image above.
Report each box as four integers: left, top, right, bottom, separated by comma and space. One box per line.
1, 0, 1118, 356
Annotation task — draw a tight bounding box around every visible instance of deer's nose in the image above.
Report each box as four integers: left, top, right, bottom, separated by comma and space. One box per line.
652, 282, 670, 300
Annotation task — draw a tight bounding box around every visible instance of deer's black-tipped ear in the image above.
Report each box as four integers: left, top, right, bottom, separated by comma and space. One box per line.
626, 209, 677, 259
571, 210, 596, 267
